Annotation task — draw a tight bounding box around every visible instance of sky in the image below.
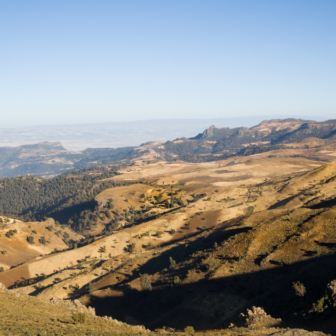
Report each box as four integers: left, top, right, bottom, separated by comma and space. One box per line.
1, 0, 335, 128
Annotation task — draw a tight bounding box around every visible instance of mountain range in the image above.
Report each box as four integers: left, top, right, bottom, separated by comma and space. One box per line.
1, 118, 336, 178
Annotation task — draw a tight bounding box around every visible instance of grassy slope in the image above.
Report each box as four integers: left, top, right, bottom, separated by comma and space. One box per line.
1, 157, 336, 334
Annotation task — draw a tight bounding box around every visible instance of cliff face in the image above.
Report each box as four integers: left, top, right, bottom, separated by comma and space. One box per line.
202, 125, 216, 137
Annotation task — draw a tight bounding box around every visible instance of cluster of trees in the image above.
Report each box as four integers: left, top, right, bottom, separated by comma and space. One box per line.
0, 165, 137, 232
5, 229, 17, 238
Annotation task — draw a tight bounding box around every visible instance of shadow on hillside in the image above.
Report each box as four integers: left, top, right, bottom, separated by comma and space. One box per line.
49, 199, 97, 224
86, 227, 336, 335
307, 197, 336, 210
268, 194, 299, 210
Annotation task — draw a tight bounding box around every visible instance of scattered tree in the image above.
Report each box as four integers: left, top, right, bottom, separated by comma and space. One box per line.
27, 236, 35, 245
292, 281, 306, 297
140, 273, 152, 291
169, 257, 176, 269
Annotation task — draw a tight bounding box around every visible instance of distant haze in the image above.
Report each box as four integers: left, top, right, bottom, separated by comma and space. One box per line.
0, 116, 329, 151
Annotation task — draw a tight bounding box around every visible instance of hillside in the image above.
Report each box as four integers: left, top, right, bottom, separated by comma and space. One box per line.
0, 217, 82, 272
155, 119, 336, 162
0, 142, 137, 178
1, 118, 336, 178
0, 286, 328, 336
0, 153, 336, 334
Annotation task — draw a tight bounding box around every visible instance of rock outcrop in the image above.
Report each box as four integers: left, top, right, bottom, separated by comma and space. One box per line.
240, 306, 282, 329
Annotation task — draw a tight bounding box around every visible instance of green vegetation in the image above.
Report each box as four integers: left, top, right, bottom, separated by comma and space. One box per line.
27, 236, 35, 244
246, 206, 254, 214
140, 273, 152, 291
5, 229, 17, 238
169, 257, 176, 269
184, 326, 195, 333
293, 281, 306, 297
0, 165, 138, 232
72, 312, 87, 324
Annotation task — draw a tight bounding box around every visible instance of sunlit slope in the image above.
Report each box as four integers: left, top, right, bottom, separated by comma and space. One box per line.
0, 218, 81, 271
1, 158, 336, 333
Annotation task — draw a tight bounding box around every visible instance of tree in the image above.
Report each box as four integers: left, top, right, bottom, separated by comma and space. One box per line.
207, 258, 220, 272
126, 243, 135, 253
27, 236, 35, 244
140, 273, 152, 291
39, 236, 46, 245
174, 276, 180, 284
169, 229, 176, 235
87, 281, 94, 293
292, 281, 306, 297
99, 245, 106, 253
169, 257, 176, 269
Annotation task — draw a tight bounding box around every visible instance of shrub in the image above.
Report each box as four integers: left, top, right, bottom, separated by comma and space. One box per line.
72, 312, 86, 324
5, 229, 17, 238
313, 297, 326, 313
126, 243, 135, 253
184, 326, 195, 333
32, 230, 37, 234
45, 225, 53, 231
169, 229, 176, 235
146, 242, 154, 250
0, 267, 4, 272
39, 236, 46, 245
27, 236, 35, 244
174, 276, 181, 284
292, 281, 306, 297
1, 250, 7, 255
246, 206, 254, 214
87, 282, 94, 293
140, 273, 152, 291
207, 258, 220, 272
169, 257, 176, 269
99, 246, 106, 253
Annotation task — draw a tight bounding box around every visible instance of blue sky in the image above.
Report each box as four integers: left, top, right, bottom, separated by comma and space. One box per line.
1, 1, 335, 127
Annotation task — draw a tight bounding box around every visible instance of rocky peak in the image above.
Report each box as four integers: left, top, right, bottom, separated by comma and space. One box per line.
202, 125, 216, 138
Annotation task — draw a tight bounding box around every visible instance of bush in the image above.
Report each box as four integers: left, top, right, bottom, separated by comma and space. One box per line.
184, 326, 195, 333
98, 246, 106, 253
27, 236, 35, 244
87, 282, 94, 293
313, 297, 326, 313
39, 236, 46, 245
169, 257, 176, 269
126, 243, 135, 253
140, 273, 152, 291
72, 312, 86, 324
207, 258, 220, 272
174, 276, 180, 284
169, 229, 176, 235
246, 206, 254, 214
5, 229, 17, 238
0, 267, 4, 272
292, 281, 306, 297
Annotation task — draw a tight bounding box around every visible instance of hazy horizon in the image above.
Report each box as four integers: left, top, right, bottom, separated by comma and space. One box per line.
0, 115, 330, 151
